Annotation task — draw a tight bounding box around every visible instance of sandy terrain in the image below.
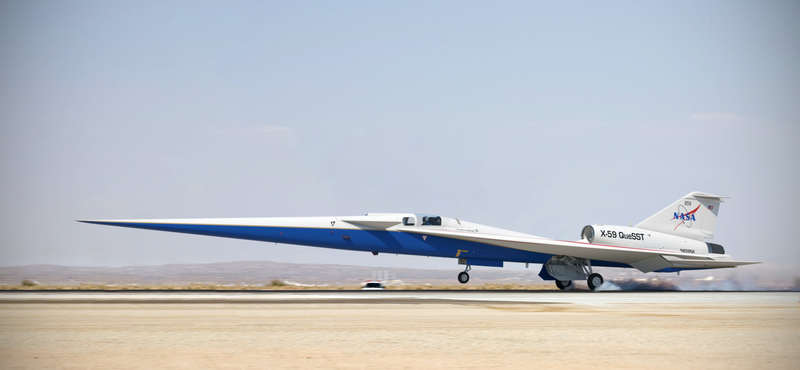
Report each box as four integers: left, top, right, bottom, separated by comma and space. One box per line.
0, 292, 798, 370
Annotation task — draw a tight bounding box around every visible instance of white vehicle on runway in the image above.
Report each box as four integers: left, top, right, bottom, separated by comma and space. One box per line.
81, 192, 759, 291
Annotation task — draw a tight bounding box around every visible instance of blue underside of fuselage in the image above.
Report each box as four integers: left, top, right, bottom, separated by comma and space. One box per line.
84, 221, 637, 269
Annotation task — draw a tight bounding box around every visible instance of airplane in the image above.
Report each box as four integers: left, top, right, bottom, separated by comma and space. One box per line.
79, 192, 758, 291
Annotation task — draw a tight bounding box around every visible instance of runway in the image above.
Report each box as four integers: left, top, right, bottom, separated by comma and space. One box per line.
0, 290, 797, 304
1, 291, 798, 369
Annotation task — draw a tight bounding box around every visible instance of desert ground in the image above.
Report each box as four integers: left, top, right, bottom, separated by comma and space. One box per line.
0, 292, 798, 370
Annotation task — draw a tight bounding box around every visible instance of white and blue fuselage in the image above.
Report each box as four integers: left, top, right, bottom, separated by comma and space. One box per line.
81, 192, 758, 290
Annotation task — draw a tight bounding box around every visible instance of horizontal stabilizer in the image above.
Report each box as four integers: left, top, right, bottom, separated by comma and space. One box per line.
661, 255, 760, 269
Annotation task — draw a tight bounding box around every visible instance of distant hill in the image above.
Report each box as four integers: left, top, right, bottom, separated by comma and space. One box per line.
0, 260, 544, 286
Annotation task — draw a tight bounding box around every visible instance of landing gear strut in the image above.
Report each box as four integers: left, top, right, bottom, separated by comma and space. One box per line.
457, 265, 471, 284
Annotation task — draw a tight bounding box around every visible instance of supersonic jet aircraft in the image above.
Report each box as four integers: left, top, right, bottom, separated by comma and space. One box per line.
81, 192, 758, 290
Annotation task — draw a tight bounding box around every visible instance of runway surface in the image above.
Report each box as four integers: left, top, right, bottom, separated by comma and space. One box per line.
2, 290, 796, 304
1, 291, 798, 369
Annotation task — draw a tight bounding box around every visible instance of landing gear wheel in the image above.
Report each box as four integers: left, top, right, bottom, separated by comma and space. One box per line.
555, 280, 573, 291
587, 273, 604, 291
457, 271, 470, 284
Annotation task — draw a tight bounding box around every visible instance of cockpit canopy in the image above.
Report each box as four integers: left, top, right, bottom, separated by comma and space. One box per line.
422, 215, 442, 226
402, 214, 442, 226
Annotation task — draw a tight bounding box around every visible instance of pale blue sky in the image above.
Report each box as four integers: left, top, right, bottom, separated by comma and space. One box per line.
1, 1, 798, 271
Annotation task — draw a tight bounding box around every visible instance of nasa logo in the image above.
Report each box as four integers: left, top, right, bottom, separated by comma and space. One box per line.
671, 204, 701, 230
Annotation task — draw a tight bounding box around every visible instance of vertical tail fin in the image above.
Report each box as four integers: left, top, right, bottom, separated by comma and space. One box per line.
635, 192, 726, 240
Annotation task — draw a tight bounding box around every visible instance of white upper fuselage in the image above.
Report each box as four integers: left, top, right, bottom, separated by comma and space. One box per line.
83, 211, 753, 273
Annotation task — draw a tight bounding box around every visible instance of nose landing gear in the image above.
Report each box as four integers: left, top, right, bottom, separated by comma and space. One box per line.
457, 265, 471, 284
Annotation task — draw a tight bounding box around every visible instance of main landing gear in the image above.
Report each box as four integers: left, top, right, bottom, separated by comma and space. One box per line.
556, 274, 604, 291
556, 274, 603, 290
555, 280, 573, 290
545, 256, 605, 291
457, 265, 471, 284
587, 273, 604, 290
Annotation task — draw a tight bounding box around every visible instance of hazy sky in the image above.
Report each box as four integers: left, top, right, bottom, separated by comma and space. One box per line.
1, 1, 798, 271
